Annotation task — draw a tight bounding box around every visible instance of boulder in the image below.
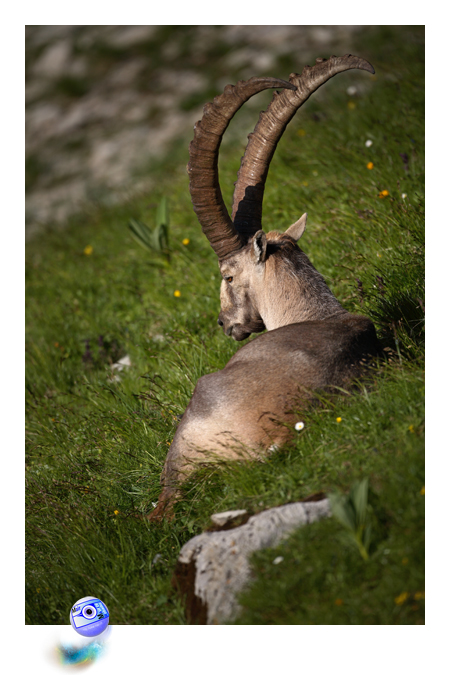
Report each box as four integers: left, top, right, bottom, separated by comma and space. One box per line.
173, 497, 330, 624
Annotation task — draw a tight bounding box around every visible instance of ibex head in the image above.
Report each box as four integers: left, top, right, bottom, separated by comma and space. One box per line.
187, 56, 375, 341
217, 215, 307, 340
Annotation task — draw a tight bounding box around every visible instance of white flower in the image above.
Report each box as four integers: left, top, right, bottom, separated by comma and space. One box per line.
295, 421, 305, 431
401, 193, 407, 199
347, 86, 357, 96
365, 139, 373, 147
273, 556, 284, 565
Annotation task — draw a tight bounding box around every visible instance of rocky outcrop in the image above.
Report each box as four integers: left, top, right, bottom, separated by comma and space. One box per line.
173, 497, 330, 624
26, 26, 367, 237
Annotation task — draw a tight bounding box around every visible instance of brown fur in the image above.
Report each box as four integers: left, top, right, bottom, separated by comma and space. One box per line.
149, 230, 380, 521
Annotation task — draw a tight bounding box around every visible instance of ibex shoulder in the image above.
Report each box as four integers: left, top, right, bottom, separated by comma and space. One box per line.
228, 313, 379, 365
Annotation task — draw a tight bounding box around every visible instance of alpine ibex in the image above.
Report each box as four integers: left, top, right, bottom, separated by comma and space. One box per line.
150, 55, 380, 520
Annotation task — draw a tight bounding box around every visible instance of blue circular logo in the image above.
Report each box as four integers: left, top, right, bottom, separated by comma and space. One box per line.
70, 596, 109, 637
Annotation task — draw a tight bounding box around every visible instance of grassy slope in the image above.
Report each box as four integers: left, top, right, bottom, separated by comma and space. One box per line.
25, 26, 424, 624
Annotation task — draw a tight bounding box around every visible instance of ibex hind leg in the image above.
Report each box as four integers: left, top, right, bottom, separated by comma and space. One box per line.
146, 455, 182, 522
146, 417, 208, 522
147, 407, 296, 522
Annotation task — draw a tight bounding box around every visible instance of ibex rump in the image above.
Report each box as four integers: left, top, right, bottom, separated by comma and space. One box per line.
150, 55, 380, 520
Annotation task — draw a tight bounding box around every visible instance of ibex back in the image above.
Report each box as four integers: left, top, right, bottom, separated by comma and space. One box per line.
150, 55, 380, 520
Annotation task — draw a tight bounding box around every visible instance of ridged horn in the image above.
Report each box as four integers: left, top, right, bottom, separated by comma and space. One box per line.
187, 76, 296, 260
231, 54, 375, 239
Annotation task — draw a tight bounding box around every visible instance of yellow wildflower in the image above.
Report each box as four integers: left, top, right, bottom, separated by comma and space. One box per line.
420, 486, 425, 495
366, 162, 374, 170
378, 190, 389, 198
182, 238, 190, 245
408, 425, 414, 433
297, 129, 306, 137
347, 101, 356, 110
394, 592, 409, 605
174, 290, 181, 298
302, 181, 308, 187
414, 591, 425, 601
83, 245, 93, 255
336, 417, 342, 423
114, 510, 119, 516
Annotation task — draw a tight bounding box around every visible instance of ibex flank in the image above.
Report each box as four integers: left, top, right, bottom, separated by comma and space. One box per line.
149, 55, 380, 521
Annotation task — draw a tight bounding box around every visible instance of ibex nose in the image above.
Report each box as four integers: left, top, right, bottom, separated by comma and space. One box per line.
217, 317, 224, 327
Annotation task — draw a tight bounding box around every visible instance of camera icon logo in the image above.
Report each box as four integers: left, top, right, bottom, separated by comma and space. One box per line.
70, 596, 109, 637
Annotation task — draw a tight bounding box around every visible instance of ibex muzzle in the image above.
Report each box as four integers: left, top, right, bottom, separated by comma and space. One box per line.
149, 55, 379, 521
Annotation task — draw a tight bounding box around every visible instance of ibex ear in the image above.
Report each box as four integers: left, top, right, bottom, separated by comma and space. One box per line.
252, 230, 267, 263
285, 212, 307, 242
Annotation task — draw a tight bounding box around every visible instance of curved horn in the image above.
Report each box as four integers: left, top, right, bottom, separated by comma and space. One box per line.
187, 77, 296, 260
231, 54, 375, 239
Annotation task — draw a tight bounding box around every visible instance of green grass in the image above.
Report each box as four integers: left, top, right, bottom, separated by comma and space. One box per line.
25, 26, 424, 625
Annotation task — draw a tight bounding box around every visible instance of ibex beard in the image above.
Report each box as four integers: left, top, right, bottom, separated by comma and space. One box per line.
148, 55, 380, 521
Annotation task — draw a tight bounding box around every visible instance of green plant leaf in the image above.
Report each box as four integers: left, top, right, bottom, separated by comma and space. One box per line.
363, 522, 372, 552
128, 218, 154, 251
128, 198, 170, 261
350, 478, 368, 527
329, 494, 357, 531
156, 196, 169, 227
153, 221, 168, 253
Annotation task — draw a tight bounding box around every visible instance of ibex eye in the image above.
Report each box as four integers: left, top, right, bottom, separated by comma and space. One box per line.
226, 276, 233, 283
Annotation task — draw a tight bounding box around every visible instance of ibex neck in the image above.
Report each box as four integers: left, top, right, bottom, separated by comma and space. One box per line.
263, 301, 347, 331
260, 257, 347, 330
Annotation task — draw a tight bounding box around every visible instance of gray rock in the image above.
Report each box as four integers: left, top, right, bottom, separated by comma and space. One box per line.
110, 354, 132, 382
32, 40, 72, 79
210, 509, 248, 527
174, 498, 330, 624
106, 25, 156, 49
